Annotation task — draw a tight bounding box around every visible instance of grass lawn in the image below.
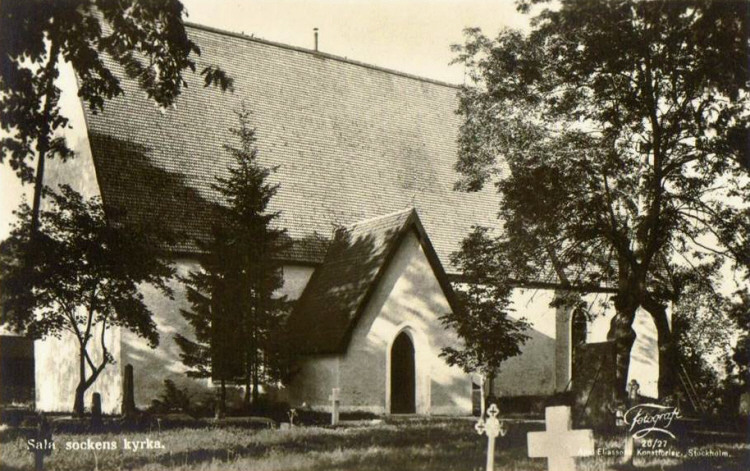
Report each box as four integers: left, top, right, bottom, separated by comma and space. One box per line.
0, 417, 747, 470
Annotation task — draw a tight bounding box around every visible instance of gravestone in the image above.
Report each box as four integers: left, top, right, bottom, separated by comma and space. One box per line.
122, 364, 136, 417
627, 379, 640, 405
527, 406, 595, 471
572, 341, 617, 429
91, 393, 103, 428
739, 392, 750, 417
329, 388, 340, 426
474, 403, 507, 471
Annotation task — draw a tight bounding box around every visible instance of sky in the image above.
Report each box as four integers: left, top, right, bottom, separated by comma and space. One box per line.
180, 0, 530, 84
1, 0, 531, 238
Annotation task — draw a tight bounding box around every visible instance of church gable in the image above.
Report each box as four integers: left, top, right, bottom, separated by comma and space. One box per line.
288, 209, 460, 355
286, 211, 472, 415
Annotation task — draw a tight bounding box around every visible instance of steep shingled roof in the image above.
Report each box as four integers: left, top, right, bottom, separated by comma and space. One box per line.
288, 209, 460, 354
82, 23, 501, 272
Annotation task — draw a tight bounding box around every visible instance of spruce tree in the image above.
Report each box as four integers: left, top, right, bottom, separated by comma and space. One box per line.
176, 109, 289, 411
174, 228, 242, 415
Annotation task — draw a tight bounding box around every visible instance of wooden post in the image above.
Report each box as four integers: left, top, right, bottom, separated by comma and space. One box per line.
475, 403, 506, 471
122, 364, 136, 418
33, 413, 51, 471
91, 393, 102, 428
329, 388, 340, 426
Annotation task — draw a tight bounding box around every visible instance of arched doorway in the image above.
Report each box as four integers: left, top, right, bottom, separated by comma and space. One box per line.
390, 332, 416, 413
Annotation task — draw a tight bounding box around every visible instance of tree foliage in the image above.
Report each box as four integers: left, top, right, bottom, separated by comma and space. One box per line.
440, 227, 530, 393
0, 185, 174, 415
452, 0, 749, 400
726, 289, 750, 389
175, 109, 290, 409
0, 0, 233, 234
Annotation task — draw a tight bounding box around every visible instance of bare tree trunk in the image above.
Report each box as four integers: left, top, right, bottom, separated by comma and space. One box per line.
478, 374, 486, 418
215, 379, 226, 419
243, 350, 251, 406
607, 293, 638, 402
252, 358, 260, 404
30, 41, 60, 239
73, 351, 86, 417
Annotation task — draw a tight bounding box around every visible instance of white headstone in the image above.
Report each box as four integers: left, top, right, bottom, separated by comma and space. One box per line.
527, 406, 595, 471
475, 403, 507, 471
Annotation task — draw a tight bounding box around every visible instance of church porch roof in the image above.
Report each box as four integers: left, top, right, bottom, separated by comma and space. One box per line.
288, 208, 461, 354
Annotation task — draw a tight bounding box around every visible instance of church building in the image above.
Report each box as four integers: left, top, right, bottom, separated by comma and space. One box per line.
2, 23, 662, 415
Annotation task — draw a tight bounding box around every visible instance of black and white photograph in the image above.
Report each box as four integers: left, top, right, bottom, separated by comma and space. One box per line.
0, 0, 748, 470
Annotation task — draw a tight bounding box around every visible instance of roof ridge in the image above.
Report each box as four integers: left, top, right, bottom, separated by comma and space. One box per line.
184, 22, 461, 90
345, 207, 415, 229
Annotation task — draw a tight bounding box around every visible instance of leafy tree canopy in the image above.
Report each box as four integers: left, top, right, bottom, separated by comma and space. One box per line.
452, 0, 748, 399
0, 185, 175, 414
0, 0, 233, 233
440, 227, 530, 388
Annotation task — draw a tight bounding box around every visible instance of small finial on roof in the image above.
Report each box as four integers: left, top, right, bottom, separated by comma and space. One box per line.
314, 27, 319, 52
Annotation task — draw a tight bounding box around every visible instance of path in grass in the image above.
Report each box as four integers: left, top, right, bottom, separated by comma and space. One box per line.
1, 418, 747, 470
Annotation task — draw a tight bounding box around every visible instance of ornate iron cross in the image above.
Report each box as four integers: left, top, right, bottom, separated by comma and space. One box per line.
475, 403, 507, 471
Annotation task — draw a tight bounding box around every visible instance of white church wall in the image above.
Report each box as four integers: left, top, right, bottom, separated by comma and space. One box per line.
341, 230, 471, 415
44, 60, 101, 200
280, 265, 316, 300
627, 309, 660, 398
492, 290, 662, 400
584, 294, 660, 398
121, 258, 209, 409
583, 293, 616, 343
35, 323, 122, 414
493, 288, 558, 397
285, 355, 340, 410
287, 230, 473, 415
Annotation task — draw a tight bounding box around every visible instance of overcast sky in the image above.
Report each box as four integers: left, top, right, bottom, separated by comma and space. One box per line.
181, 0, 529, 84
1, 0, 530, 238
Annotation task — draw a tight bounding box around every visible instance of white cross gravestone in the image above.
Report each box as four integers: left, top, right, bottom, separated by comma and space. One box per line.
475, 403, 507, 471
329, 388, 340, 426
527, 406, 595, 471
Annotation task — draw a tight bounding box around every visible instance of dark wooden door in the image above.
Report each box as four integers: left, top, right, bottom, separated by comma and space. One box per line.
391, 332, 416, 413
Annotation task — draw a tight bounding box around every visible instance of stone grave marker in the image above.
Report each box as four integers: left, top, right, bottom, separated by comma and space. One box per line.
474, 403, 507, 471
627, 379, 640, 404
739, 391, 750, 416
527, 406, 595, 471
572, 341, 617, 429
329, 388, 340, 426
122, 364, 136, 417
91, 393, 103, 428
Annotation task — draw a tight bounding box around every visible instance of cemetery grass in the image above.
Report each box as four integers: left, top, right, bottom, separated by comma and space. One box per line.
1, 418, 748, 470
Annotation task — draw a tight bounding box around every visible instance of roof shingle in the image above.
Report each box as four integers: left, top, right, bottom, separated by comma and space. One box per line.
82, 23, 501, 272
